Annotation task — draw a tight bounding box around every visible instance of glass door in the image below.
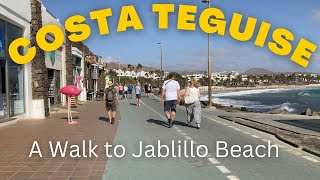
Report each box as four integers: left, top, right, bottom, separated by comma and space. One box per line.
0, 19, 7, 119
7, 22, 24, 116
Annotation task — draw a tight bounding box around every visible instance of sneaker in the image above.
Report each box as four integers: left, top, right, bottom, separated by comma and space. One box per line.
167, 119, 171, 124
111, 117, 115, 124
169, 120, 173, 128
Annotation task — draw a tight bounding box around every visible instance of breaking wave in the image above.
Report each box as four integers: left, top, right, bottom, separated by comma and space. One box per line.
213, 88, 289, 97
298, 91, 311, 97
279, 102, 295, 112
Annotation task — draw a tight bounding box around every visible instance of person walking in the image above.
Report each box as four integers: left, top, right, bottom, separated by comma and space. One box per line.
160, 73, 181, 128
99, 88, 104, 101
124, 84, 128, 98
144, 84, 149, 97
128, 83, 134, 99
103, 81, 118, 124
184, 80, 202, 129
118, 84, 124, 100
135, 82, 142, 106
148, 83, 152, 95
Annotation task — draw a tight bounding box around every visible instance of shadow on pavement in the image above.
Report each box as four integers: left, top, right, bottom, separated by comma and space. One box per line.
130, 103, 137, 106
99, 117, 109, 122
61, 116, 80, 120
147, 119, 168, 127
173, 120, 189, 127
147, 119, 189, 128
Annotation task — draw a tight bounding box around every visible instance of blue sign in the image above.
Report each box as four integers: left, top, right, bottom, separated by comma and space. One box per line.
0, 33, 3, 52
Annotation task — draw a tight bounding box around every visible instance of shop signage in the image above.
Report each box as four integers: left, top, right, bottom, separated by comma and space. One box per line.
45, 50, 62, 70
50, 51, 55, 65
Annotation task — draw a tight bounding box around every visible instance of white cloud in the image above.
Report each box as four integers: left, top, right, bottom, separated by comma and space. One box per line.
311, 10, 320, 24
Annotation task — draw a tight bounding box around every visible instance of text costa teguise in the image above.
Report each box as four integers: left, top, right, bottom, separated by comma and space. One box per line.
29, 140, 279, 158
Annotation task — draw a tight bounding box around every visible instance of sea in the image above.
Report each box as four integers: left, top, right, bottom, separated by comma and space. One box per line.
200, 88, 320, 114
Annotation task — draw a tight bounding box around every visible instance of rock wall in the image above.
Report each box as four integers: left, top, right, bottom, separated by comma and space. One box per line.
30, 0, 49, 117
65, 31, 74, 85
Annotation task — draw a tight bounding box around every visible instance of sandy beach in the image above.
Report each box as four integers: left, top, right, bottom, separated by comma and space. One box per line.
198, 84, 320, 94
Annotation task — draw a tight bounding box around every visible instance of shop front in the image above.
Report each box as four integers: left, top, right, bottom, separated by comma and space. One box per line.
0, 19, 25, 121
45, 48, 62, 104
45, 47, 63, 105
72, 47, 86, 102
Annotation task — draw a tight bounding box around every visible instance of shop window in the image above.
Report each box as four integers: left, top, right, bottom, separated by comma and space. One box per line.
0, 20, 4, 59
7, 22, 24, 116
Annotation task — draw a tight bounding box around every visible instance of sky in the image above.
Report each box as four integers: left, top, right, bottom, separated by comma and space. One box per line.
41, 0, 320, 73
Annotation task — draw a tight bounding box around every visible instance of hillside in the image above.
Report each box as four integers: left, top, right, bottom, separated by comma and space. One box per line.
107, 61, 158, 71
243, 68, 274, 75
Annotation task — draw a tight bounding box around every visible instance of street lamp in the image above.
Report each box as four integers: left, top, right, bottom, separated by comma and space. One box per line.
157, 42, 163, 81
202, 0, 212, 107
117, 61, 121, 83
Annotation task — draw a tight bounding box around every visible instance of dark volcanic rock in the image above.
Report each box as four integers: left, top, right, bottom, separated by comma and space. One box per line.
241, 107, 248, 112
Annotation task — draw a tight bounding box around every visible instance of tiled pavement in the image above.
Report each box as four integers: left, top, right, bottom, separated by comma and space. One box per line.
0, 101, 118, 180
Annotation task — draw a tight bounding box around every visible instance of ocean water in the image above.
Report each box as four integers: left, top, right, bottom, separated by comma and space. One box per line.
200, 88, 320, 114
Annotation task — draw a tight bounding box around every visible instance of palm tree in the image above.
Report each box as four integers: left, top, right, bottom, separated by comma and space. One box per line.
149, 71, 154, 79
128, 64, 133, 71
263, 74, 268, 84
306, 74, 312, 83
137, 63, 143, 69
236, 75, 242, 86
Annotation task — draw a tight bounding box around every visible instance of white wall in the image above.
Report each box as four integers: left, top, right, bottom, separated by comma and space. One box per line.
72, 47, 86, 102
42, 4, 67, 107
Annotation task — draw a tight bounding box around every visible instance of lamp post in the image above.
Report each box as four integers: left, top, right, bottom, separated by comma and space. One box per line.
202, 0, 212, 107
157, 42, 163, 81
117, 61, 121, 83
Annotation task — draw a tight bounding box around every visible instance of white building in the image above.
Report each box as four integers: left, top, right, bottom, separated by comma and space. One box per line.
186, 73, 205, 82
0, 0, 66, 120
42, 5, 68, 108
212, 71, 240, 82
0, 0, 32, 120
72, 46, 86, 102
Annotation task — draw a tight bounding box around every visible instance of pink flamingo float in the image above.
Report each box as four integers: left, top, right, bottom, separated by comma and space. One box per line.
59, 75, 83, 125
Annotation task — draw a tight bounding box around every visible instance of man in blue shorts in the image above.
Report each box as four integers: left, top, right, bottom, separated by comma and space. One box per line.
128, 83, 134, 99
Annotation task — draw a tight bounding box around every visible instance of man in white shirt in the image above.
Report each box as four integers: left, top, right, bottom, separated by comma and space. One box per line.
160, 73, 181, 128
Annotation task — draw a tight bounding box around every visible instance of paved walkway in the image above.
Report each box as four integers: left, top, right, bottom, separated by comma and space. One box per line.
105, 96, 320, 180
0, 101, 118, 179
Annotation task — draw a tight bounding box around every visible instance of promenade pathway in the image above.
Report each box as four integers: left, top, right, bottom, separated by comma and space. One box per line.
0, 101, 117, 179
105, 96, 320, 180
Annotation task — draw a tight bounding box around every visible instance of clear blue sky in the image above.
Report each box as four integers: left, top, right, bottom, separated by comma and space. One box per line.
42, 0, 320, 73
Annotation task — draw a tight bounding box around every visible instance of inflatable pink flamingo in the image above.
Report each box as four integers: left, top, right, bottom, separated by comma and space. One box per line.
60, 85, 81, 125
60, 75, 83, 125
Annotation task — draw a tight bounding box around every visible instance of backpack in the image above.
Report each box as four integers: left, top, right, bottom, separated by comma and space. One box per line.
128, 85, 133, 91
106, 88, 115, 102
